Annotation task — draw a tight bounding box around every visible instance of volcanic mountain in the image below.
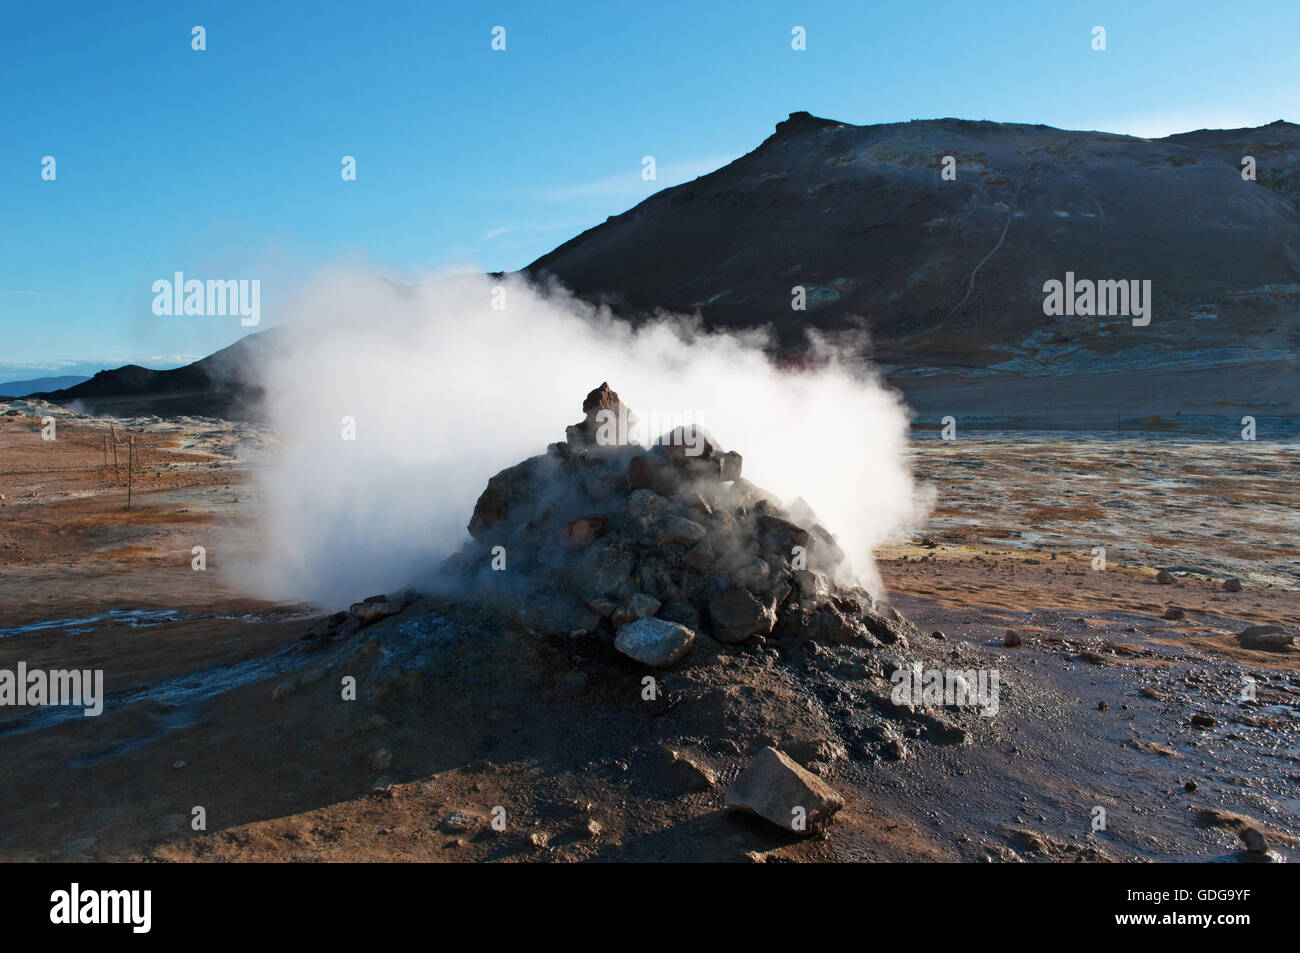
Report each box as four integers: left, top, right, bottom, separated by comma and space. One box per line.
527, 112, 1300, 426
36, 113, 1300, 425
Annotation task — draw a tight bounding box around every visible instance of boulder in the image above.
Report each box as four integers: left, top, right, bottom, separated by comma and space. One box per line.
655, 515, 708, 548
614, 617, 695, 668
725, 746, 844, 835
468, 456, 543, 540
709, 586, 777, 643
1237, 625, 1294, 651
627, 453, 681, 495
566, 382, 636, 448
350, 597, 402, 625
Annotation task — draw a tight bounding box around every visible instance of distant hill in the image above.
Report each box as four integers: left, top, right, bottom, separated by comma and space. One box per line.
32, 332, 274, 420
0, 375, 90, 398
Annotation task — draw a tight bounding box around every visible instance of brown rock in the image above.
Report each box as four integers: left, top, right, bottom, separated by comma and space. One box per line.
660, 748, 717, 792
725, 746, 844, 835
567, 382, 637, 448
558, 515, 606, 549
468, 457, 541, 540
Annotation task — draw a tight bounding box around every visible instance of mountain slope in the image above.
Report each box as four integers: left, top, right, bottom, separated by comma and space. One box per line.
526, 113, 1300, 410
32, 332, 275, 420
0, 375, 91, 398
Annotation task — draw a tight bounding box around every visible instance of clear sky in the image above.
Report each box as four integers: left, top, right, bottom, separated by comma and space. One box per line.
2, 0, 1296, 376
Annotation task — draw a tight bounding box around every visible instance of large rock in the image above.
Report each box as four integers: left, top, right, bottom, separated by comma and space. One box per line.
627, 453, 680, 495
709, 586, 777, 642
467, 456, 544, 540
725, 746, 845, 835
350, 596, 402, 624
567, 382, 637, 448
1237, 625, 1294, 651
614, 617, 695, 668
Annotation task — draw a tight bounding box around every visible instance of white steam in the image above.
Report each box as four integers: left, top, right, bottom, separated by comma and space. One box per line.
230, 267, 930, 609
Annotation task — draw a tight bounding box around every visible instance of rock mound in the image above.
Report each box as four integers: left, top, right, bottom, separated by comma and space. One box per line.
446, 384, 917, 665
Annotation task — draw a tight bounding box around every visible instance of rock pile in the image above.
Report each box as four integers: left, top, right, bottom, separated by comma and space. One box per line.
447, 383, 918, 669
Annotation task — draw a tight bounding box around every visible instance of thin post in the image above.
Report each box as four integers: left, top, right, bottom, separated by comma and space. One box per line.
111, 425, 119, 480
127, 435, 133, 511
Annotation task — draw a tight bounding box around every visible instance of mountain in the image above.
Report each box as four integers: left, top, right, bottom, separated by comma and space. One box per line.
30, 333, 273, 419
25, 114, 1300, 427
526, 112, 1300, 426
0, 375, 90, 397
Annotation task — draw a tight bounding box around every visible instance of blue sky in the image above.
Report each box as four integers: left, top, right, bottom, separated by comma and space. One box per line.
2, 0, 1296, 377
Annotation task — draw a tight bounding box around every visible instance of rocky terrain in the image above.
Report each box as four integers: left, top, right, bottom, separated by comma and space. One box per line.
4, 390, 1294, 863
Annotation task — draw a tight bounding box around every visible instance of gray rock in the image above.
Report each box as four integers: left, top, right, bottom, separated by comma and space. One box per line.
612, 592, 662, 626
350, 597, 402, 624
614, 617, 695, 668
656, 515, 707, 548
685, 538, 716, 573
725, 746, 845, 835
439, 810, 481, 834
792, 569, 829, 604
709, 586, 777, 643
1237, 625, 1294, 651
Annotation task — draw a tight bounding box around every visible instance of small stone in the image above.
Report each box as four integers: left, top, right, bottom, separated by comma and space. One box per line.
660, 749, 717, 792
930, 630, 946, 640
1163, 606, 1185, 620
440, 810, 481, 835
581, 819, 603, 838
558, 515, 606, 549
1097, 700, 1108, 711
1239, 826, 1267, 853
369, 747, 393, 770
1184, 780, 1198, 792
614, 617, 695, 668
1004, 629, 1022, 647
1223, 577, 1243, 593
1190, 713, 1216, 729
171, 760, 186, 769
611, 592, 661, 627
1155, 570, 1175, 585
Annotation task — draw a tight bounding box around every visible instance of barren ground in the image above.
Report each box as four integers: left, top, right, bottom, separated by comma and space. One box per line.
1, 404, 1296, 862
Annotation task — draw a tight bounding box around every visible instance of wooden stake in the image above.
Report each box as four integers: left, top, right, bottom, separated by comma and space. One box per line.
127, 435, 133, 511
111, 425, 119, 480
